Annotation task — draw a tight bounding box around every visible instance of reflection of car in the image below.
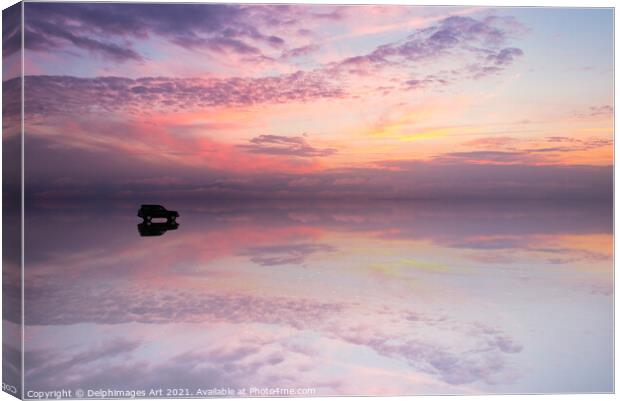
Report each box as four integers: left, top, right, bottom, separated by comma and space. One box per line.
138, 221, 179, 237
137, 204, 179, 221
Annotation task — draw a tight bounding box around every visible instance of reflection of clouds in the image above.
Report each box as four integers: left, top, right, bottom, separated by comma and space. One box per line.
445, 234, 612, 269
530, 246, 611, 265
584, 283, 613, 297
23, 202, 611, 394
26, 339, 142, 388
25, 302, 524, 392
26, 286, 343, 328
25, 263, 524, 390
26, 327, 345, 393
323, 309, 523, 387
448, 235, 532, 250
26, 338, 238, 392
240, 242, 335, 266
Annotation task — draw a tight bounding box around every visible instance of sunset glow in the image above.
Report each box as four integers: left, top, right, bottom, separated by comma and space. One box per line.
2, 3, 612, 200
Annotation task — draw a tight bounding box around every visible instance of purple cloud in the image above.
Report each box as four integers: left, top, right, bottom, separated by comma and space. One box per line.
21, 3, 254, 60
332, 15, 524, 81
25, 18, 142, 61
463, 136, 612, 155
404, 75, 449, 90
464, 136, 520, 148
183, 36, 261, 55
8, 10, 529, 118
438, 150, 535, 164
575, 104, 614, 118
19, 4, 526, 94
238, 135, 337, 158
19, 3, 347, 62
487, 47, 524, 65
281, 44, 320, 59
13, 73, 344, 117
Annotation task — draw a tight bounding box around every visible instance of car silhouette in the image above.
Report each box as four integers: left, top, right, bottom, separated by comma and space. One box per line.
137, 204, 179, 222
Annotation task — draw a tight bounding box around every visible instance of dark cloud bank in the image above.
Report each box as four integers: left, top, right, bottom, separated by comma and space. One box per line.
17, 3, 282, 61
19, 132, 612, 201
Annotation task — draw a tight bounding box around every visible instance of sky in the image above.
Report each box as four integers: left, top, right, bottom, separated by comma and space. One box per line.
2, 3, 614, 200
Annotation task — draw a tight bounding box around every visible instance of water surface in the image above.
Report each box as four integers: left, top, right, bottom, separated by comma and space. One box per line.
21, 200, 613, 395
